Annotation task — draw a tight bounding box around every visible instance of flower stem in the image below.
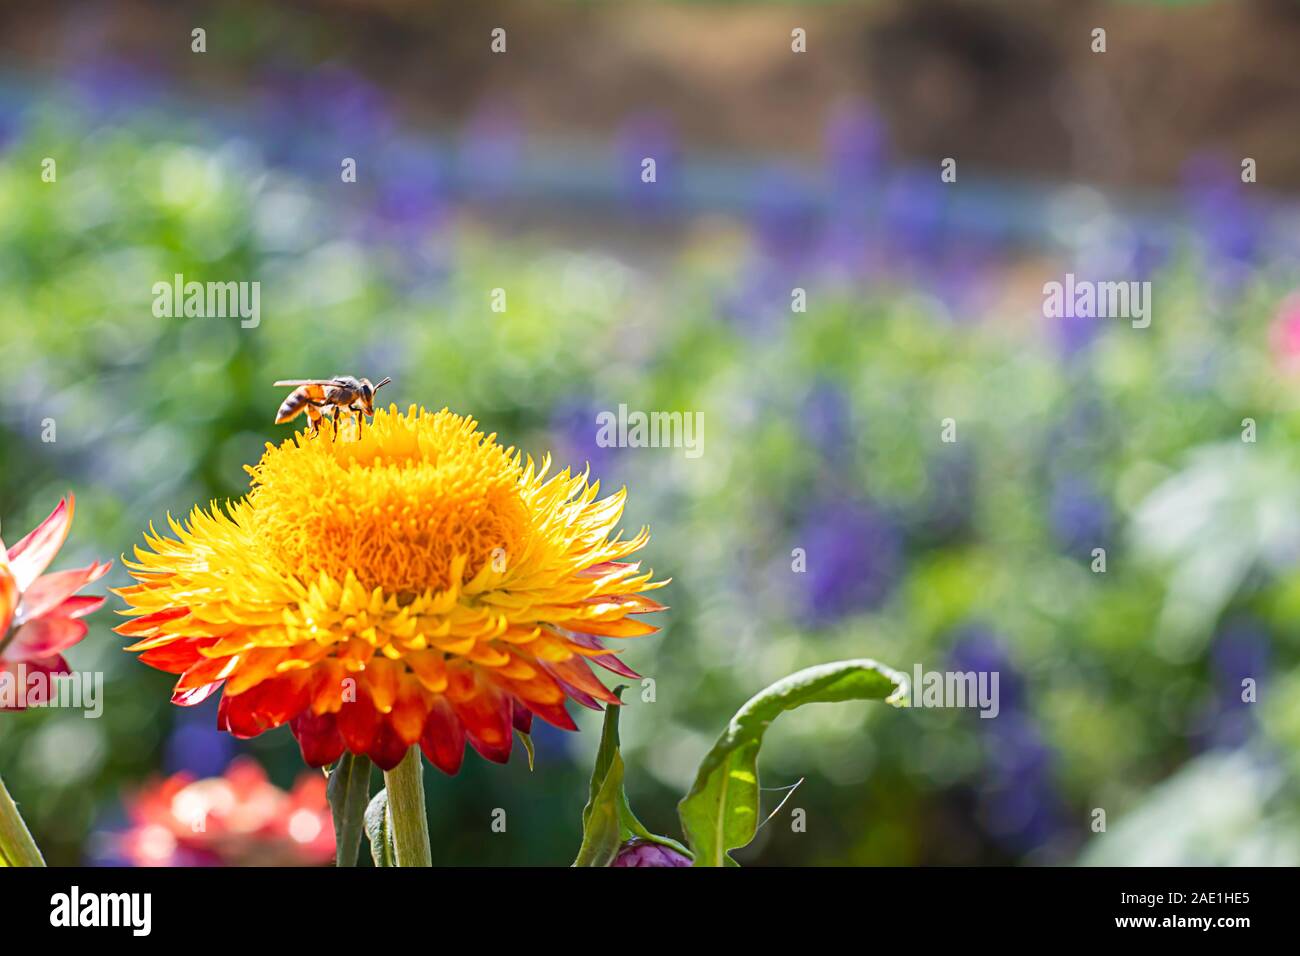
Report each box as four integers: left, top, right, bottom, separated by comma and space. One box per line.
0, 772, 45, 867
383, 746, 431, 867
327, 752, 373, 868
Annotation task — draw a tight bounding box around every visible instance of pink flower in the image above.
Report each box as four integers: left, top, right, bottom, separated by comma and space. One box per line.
1269, 292, 1300, 373
0, 496, 110, 709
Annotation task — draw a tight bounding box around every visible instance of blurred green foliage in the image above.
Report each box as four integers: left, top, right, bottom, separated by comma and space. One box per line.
1, 87, 1299, 867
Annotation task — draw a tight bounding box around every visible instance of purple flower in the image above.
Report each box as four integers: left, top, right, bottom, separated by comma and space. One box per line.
371, 138, 448, 236
459, 100, 524, 201
751, 165, 821, 265
948, 627, 1024, 713
550, 399, 621, 479
824, 102, 888, 198
66, 59, 166, 118
948, 629, 1067, 854
1211, 620, 1271, 687
799, 499, 902, 624
1189, 620, 1270, 750
612, 839, 692, 867
1053, 307, 1100, 358
0, 97, 23, 153
802, 381, 853, 459
1130, 225, 1174, 281
163, 696, 235, 778
818, 104, 887, 272
1048, 477, 1111, 557
1180, 153, 1261, 285
948, 629, 1065, 853
882, 167, 949, 265
266, 65, 393, 142
931, 247, 997, 317
617, 112, 679, 215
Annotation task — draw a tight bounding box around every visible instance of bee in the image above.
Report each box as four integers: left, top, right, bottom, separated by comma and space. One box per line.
273, 376, 392, 440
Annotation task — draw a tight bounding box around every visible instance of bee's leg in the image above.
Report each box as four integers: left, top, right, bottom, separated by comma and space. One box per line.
350, 405, 364, 439
305, 402, 324, 439
332, 409, 340, 443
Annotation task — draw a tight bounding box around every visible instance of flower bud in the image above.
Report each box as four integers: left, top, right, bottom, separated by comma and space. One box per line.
612, 838, 692, 867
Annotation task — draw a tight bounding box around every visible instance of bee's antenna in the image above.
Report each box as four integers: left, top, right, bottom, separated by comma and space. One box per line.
375, 377, 393, 390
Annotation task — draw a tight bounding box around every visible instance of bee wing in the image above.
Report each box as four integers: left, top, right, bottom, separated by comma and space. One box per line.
274, 380, 336, 387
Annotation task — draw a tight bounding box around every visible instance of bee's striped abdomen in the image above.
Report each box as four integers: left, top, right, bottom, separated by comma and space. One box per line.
275, 384, 326, 423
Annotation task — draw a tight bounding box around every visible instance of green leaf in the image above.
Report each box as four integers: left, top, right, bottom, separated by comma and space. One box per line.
678, 659, 908, 867
574, 687, 691, 866
580, 686, 627, 832
573, 750, 626, 867
0, 773, 44, 868
365, 789, 396, 868
517, 730, 536, 771
326, 753, 373, 867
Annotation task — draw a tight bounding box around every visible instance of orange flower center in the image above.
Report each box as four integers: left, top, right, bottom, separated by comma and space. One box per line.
245, 407, 530, 594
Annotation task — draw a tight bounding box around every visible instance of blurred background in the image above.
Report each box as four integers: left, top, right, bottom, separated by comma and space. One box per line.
2, 0, 1300, 866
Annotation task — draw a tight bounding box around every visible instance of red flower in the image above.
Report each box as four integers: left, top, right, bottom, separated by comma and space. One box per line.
113, 757, 334, 867
0, 496, 110, 708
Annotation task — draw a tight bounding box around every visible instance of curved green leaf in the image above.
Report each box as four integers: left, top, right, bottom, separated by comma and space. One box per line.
678, 659, 907, 867
364, 789, 395, 868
